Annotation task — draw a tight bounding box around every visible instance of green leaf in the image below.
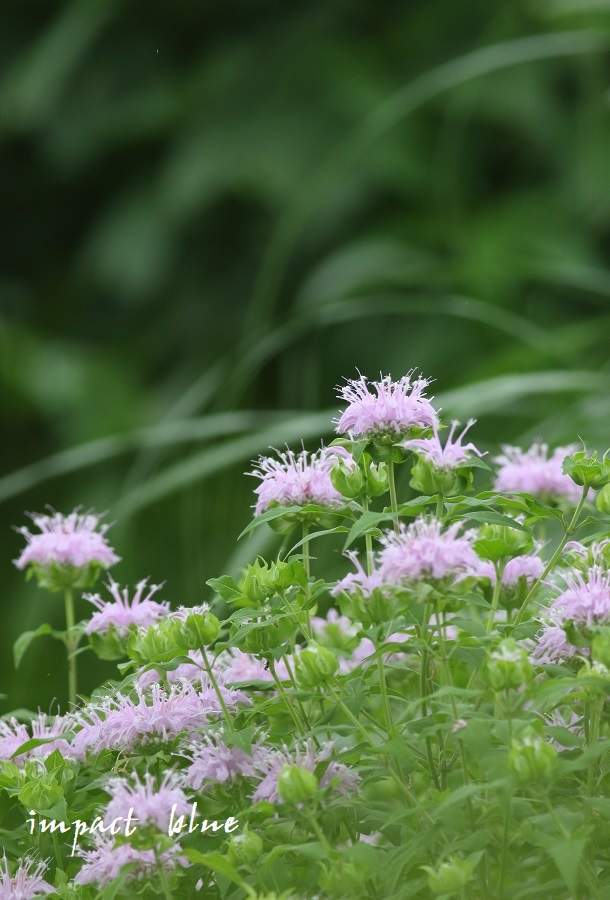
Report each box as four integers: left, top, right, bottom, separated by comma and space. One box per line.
532, 835, 587, 893
183, 849, 254, 894
13, 623, 66, 669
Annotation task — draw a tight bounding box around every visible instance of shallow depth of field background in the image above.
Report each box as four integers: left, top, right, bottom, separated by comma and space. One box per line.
1, 0, 610, 711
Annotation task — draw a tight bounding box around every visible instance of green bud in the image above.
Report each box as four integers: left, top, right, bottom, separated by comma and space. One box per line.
183, 611, 220, 648
294, 641, 339, 688
366, 460, 389, 497
474, 522, 533, 564
127, 623, 177, 665
597, 484, 610, 515
592, 629, 610, 668
88, 623, 131, 661
226, 829, 263, 867
240, 560, 270, 608
563, 448, 610, 490
329, 457, 365, 500
508, 729, 557, 783
409, 458, 471, 498
422, 857, 473, 896
277, 765, 318, 804
481, 638, 533, 691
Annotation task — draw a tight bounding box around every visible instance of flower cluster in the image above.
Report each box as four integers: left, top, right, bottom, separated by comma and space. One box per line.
335, 371, 438, 439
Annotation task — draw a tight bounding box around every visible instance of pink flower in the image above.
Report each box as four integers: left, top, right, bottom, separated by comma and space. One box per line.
404, 419, 485, 469
103, 772, 189, 832
377, 516, 480, 584
493, 443, 582, 502
0, 856, 54, 897
310, 608, 358, 639
214, 649, 281, 684
75, 837, 187, 888
249, 447, 344, 515
335, 372, 438, 439
550, 566, 610, 626
478, 553, 545, 587
85, 579, 170, 635
70, 681, 248, 758
331, 551, 386, 598
0, 719, 30, 762
251, 740, 358, 805
530, 623, 584, 666
182, 733, 259, 790
14, 508, 120, 571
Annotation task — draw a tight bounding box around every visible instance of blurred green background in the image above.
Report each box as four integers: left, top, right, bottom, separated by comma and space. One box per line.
1, 0, 610, 712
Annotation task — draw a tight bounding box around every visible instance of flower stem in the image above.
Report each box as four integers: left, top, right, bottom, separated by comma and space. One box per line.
512, 484, 588, 630
64, 587, 77, 707
361, 494, 375, 576
199, 646, 236, 734
387, 457, 400, 533
487, 562, 505, 634
301, 521, 312, 635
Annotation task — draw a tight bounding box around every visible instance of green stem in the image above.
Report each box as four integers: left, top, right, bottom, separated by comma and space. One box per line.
64, 588, 77, 707
498, 691, 513, 898
420, 603, 440, 790
268, 658, 305, 735
376, 644, 394, 736
155, 851, 174, 900
487, 562, 506, 634
512, 484, 588, 630
361, 494, 374, 575
199, 646, 236, 734
301, 521, 312, 635
435, 489, 444, 520
387, 457, 400, 533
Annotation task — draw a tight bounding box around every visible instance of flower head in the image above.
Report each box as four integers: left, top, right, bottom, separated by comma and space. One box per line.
478, 553, 545, 587
404, 419, 485, 469
550, 566, 610, 627
377, 516, 480, 585
530, 623, 584, 666
249, 447, 344, 515
14, 508, 120, 590
75, 837, 186, 888
331, 551, 386, 598
0, 856, 54, 898
251, 740, 358, 805
335, 372, 438, 439
103, 771, 189, 832
85, 578, 170, 635
493, 443, 582, 502
182, 733, 259, 790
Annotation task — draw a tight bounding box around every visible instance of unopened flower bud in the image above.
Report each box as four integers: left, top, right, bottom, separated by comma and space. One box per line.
592, 629, 610, 668
294, 641, 339, 688
329, 456, 365, 500
475, 521, 533, 564
508, 729, 557, 783
183, 611, 220, 648
127, 623, 177, 664
226, 830, 263, 867
277, 765, 318, 804
366, 460, 389, 497
481, 638, 533, 691
597, 484, 610, 516
422, 857, 473, 896
409, 457, 464, 497
563, 448, 610, 490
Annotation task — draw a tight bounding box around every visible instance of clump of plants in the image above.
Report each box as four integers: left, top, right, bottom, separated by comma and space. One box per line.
3, 370, 610, 899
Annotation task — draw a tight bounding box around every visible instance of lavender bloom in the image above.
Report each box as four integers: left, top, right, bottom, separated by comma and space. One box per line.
404, 419, 485, 469
75, 837, 187, 888
182, 734, 259, 790
251, 740, 358, 804
14, 508, 120, 572
0, 856, 54, 898
550, 566, 610, 626
249, 447, 344, 515
136, 649, 207, 689
377, 517, 480, 585
530, 623, 584, 666
0, 719, 30, 762
335, 372, 438, 439
310, 608, 358, 639
71, 681, 249, 758
493, 443, 582, 502
104, 772, 189, 832
478, 553, 545, 587
85, 579, 170, 635
214, 649, 282, 684
332, 551, 386, 598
